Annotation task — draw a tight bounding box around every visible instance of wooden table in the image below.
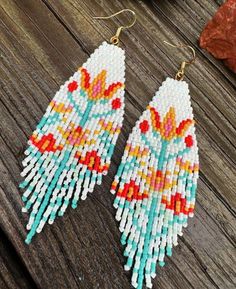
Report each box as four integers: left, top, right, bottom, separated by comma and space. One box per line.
0, 1, 235, 288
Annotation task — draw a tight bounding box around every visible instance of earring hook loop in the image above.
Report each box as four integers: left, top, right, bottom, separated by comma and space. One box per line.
93, 9, 136, 45
163, 41, 196, 80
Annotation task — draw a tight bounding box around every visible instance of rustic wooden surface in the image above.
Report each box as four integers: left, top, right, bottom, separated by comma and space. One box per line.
0, 0, 235, 288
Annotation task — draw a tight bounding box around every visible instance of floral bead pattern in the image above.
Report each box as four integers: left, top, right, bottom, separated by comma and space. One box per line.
20, 42, 125, 244
111, 78, 199, 289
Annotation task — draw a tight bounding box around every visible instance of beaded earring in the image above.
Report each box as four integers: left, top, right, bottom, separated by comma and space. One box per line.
111, 42, 199, 289
19, 9, 136, 244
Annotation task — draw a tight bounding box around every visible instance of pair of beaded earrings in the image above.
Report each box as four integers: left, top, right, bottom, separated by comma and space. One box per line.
19, 9, 199, 289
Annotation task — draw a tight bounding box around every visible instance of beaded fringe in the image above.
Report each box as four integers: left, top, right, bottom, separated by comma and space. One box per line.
20, 42, 125, 244
111, 78, 199, 289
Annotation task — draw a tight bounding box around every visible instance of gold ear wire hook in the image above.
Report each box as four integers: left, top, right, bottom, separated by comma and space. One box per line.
163, 41, 196, 80
93, 9, 136, 45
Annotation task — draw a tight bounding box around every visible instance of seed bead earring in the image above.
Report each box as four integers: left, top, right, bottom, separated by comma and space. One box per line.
19, 9, 136, 244
111, 42, 199, 289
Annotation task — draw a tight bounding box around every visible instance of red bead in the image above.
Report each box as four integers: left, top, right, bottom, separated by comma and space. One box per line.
176, 119, 192, 135
80, 68, 90, 89
185, 135, 194, 147
150, 107, 161, 129
31, 133, 64, 153
75, 126, 82, 134
175, 193, 181, 201
112, 98, 121, 110
104, 82, 122, 98
156, 170, 162, 178
68, 81, 78, 92
139, 120, 149, 133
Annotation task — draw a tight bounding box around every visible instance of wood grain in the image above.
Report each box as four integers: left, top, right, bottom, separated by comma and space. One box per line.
0, 0, 235, 288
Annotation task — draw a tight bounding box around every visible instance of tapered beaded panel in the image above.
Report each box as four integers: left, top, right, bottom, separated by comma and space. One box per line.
20, 42, 125, 244
111, 78, 199, 289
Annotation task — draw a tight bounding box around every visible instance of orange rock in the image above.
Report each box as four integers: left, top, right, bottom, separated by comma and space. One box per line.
199, 0, 236, 73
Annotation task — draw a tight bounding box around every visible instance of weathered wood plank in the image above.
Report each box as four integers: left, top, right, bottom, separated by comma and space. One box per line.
0, 0, 235, 288
0, 228, 36, 289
